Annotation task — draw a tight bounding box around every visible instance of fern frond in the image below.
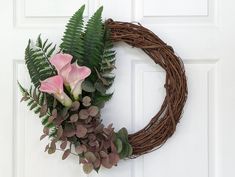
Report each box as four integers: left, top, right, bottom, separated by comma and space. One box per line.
36, 35, 56, 60
82, 6, 104, 70
18, 81, 27, 93
18, 82, 53, 127
91, 26, 116, 103
60, 5, 85, 61
100, 26, 116, 88
60, 6, 115, 106
25, 38, 56, 88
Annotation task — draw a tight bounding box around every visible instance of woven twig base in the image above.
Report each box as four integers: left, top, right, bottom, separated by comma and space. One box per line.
106, 19, 188, 158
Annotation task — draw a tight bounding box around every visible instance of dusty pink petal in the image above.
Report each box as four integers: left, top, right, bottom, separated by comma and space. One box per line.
67, 64, 91, 86
50, 53, 73, 72
66, 64, 91, 100
39, 82, 57, 94
59, 63, 72, 85
39, 75, 63, 94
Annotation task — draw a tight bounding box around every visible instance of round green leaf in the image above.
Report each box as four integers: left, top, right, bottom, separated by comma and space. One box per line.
117, 128, 128, 142
95, 81, 106, 94
114, 138, 123, 153
82, 81, 96, 92
119, 144, 129, 159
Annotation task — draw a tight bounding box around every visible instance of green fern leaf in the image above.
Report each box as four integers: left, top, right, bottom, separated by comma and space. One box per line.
91, 26, 116, 103
60, 5, 85, 61
61, 6, 115, 106
82, 6, 104, 70
25, 38, 56, 88
36, 35, 56, 59
99, 26, 116, 90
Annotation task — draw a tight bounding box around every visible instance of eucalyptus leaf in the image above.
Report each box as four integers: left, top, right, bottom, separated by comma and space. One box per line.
114, 138, 123, 153
117, 128, 128, 142
85, 152, 96, 163
82, 80, 96, 92
83, 163, 93, 174
127, 143, 133, 156
40, 134, 47, 141
82, 96, 91, 107
119, 143, 129, 159
95, 81, 106, 94
88, 106, 99, 117
70, 114, 79, 122
62, 149, 71, 160
60, 141, 67, 150
71, 101, 80, 111
48, 147, 56, 154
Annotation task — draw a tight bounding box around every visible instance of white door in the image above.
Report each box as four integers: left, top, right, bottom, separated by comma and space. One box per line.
1, 0, 235, 177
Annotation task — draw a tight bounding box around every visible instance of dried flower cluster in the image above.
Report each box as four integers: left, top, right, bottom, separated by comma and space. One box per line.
40, 96, 121, 173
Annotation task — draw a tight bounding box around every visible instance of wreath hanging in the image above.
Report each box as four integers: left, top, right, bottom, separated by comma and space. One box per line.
18, 5, 188, 174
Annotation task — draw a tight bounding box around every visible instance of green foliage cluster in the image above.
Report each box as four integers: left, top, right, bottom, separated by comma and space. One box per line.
60, 6, 84, 60
24, 5, 115, 108
115, 128, 133, 159
60, 5, 116, 107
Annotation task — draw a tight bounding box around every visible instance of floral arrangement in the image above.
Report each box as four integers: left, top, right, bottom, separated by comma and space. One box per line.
18, 3, 188, 175
18, 5, 132, 174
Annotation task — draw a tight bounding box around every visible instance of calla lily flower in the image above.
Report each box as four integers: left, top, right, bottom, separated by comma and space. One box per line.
65, 64, 91, 100
39, 75, 72, 107
50, 53, 73, 86
50, 53, 91, 100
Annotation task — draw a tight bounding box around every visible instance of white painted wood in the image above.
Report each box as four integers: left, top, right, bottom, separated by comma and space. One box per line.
98, 0, 133, 21
133, 60, 216, 177
143, 0, 208, 16
0, 0, 235, 177
25, 0, 89, 17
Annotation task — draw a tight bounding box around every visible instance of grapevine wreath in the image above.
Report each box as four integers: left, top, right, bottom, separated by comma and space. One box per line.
18, 5, 188, 174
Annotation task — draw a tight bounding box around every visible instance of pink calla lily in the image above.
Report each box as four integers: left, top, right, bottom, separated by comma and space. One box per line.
66, 64, 91, 100
59, 64, 91, 99
50, 53, 91, 100
39, 75, 72, 107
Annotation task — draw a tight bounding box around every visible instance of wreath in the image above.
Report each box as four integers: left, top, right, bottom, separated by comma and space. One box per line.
18, 5, 188, 174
